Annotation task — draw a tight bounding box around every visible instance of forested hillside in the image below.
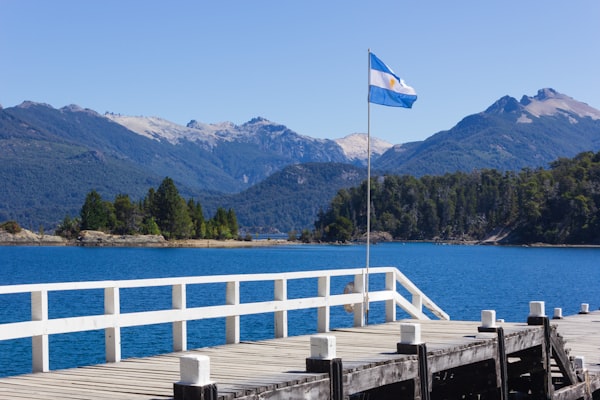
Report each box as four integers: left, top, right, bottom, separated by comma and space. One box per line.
315, 151, 600, 245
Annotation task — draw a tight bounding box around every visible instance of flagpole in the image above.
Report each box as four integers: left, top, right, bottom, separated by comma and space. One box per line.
365, 49, 371, 326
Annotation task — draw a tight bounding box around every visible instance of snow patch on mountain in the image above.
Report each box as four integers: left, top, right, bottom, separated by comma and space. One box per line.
334, 133, 393, 161
520, 88, 600, 121
105, 113, 227, 145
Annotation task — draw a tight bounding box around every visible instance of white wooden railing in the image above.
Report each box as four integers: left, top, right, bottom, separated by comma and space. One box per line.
0, 267, 448, 373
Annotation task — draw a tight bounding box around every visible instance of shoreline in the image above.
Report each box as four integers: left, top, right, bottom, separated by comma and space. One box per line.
2, 229, 599, 249
0, 229, 292, 248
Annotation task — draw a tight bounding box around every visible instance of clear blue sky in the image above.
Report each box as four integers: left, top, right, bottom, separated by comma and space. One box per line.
1, 1, 599, 144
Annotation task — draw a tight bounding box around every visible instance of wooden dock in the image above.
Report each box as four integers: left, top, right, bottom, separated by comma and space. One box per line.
0, 311, 598, 400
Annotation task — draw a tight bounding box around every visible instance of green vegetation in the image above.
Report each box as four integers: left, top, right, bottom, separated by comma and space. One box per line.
0, 220, 22, 234
315, 151, 600, 245
55, 177, 240, 240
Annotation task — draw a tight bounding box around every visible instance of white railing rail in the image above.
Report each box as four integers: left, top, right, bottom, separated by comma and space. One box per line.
0, 267, 448, 373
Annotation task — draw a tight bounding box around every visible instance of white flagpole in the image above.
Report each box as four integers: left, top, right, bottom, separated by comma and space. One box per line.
365, 49, 372, 325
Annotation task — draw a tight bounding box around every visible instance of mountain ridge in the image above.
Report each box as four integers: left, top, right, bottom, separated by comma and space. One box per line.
1, 88, 600, 232
375, 88, 600, 176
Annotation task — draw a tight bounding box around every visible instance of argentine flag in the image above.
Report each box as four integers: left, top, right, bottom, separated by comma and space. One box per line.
369, 52, 417, 108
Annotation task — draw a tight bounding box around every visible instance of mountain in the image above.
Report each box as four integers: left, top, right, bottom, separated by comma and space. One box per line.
200, 163, 367, 232
0, 103, 372, 230
374, 88, 600, 176
2, 88, 599, 233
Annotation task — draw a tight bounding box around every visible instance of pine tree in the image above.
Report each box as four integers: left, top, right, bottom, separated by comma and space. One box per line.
80, 190, 109, 231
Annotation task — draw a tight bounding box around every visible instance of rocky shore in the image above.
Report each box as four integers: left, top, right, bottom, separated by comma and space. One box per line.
0, 229, 289, 248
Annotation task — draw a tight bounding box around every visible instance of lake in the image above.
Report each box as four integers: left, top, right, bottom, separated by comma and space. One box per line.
1, 243, 598, 377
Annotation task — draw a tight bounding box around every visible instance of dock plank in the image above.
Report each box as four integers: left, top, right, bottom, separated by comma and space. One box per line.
0, 315, 598, 400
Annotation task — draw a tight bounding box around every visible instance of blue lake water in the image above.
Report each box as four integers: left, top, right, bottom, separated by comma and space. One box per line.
0, 243, 598, 377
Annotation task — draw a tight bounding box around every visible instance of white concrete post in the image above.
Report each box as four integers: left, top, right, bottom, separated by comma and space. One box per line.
172, 284, 187, 352
317, 276, 330, 333
580, 303, 589, 314
310, 335, 336, 359
274, 279, 287, 338
400, 323, 422, 345
31, 290, 49, 373
529, 301, 545, 317
179, 355, 212, 385
385, 272, 396, 322
104, 287, 121, 363
225, 281, 240, 344
353, 273, 365, 327
553, 307, 563, 319
174, 355, 216, 400
481, 310, 497, 329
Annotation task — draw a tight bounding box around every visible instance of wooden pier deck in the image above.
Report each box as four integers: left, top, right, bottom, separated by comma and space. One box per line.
0, 311, 598, 400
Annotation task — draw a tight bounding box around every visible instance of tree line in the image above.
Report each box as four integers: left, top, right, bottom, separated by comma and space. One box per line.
314, 151, 600, 245
56, 177, 240, 240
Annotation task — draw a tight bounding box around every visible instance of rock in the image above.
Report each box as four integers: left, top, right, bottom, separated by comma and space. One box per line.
77, 230, 167, 247
0, 228, 67, 245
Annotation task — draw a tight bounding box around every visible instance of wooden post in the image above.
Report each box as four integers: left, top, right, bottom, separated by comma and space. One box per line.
353, 273, 365, 327
412, 293, 423, 314
397, 324, 429, 400
104, 287, 121, 363
385, 272, 396, 322
225, 281, 240, 344
306, 336, 343, 400
172, 284, 187, 352
527, 306, 553, 400
478, 310, 508, 400
31, 290, 49, 373
317, 276, 330, 333
274, 279, 287, 338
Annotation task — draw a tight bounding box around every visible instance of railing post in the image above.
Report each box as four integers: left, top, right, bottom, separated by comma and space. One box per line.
274, 279, 287, 338
31, 290, 49, 373
104, 287, 121, 363
173, 284, 187, 352
385, 272, 396, 322
317, 275, 330, 333
412, 293, 423, 313
226, 281, 240, 344
353, 274, 365, 327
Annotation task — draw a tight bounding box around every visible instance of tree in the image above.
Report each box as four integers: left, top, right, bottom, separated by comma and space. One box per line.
0, 220, 22, 234
324, 216, 353, 242
140, 216, 161, 235
227, 208, 239, 239
188, 199, 206, 239
80, 190, 109, 231
113, 194, 136, 235
55, 215, 80, 239
212, 207, 232, 239
153, 177, 192, 239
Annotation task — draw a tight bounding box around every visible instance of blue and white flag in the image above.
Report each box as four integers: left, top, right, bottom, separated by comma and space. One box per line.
369, 52, 417, 108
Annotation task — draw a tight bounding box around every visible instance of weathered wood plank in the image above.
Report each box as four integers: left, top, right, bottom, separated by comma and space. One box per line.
0, 316, 598, 400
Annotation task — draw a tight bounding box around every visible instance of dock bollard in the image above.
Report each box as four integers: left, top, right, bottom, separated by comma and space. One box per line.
527, 301, 546, 325
397, 323, 422, 350
306, 335, 343, 400
553, 308, 563, 319
397, 324, 430, 400
579, 303, 589, 314
174, 355, 217, 400
479, 310, 497, 331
